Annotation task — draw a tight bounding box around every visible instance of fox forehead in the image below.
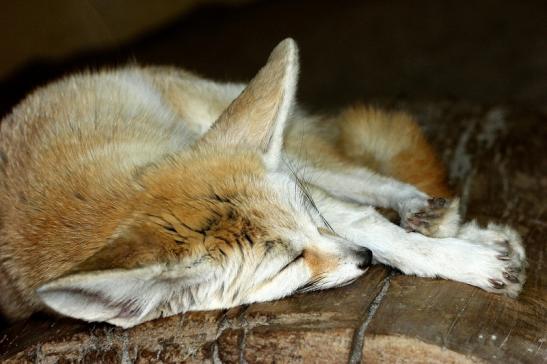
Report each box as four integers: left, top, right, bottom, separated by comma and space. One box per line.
139, 148, 303, 223
118, 149, 305, 260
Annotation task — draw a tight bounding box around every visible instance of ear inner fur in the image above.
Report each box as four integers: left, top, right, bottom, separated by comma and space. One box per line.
200, 38, 299, 168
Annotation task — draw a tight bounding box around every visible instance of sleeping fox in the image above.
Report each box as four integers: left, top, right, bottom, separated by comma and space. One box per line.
0, 39, 526, 328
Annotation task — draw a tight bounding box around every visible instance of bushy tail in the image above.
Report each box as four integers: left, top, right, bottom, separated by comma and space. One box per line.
335, 105, 452, 197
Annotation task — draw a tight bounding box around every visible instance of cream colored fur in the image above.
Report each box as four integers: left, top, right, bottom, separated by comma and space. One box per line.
0, 39, 526, 328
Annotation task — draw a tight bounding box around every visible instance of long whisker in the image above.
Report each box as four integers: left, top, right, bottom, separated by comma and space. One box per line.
282, 157, 336, 234
295, 274, 325, 293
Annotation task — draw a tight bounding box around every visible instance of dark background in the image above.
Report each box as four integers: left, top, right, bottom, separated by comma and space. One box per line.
1, 0, 546, 119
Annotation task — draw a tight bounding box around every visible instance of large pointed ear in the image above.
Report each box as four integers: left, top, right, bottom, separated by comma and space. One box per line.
200, 38, 299, 169
37, 230, 214, 328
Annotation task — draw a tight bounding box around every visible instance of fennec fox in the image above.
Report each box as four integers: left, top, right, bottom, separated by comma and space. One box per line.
0, 39, 526, 328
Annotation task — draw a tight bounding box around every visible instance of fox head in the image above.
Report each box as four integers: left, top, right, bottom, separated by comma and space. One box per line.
37, 39, 372, 328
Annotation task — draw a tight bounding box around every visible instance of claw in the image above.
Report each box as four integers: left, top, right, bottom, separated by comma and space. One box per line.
497, 253, 511, 261
408, 216, 430, 228
489, 278, 506, 289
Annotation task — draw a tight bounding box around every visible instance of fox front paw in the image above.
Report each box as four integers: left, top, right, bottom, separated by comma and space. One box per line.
457, 221, 527, 298
400, 197, 460, 238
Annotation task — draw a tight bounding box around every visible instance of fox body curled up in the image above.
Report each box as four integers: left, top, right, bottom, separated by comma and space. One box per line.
0, 39, 526, 328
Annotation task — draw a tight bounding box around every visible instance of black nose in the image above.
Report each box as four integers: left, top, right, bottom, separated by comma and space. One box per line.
356, 248, 373, 270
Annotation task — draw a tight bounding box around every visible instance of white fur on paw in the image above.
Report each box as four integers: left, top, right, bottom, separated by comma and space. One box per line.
400, 197, 461, 238
456, 221, 527, 297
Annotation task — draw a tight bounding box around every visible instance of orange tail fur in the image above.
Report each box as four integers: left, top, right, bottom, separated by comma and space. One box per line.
336, 105, 452, 197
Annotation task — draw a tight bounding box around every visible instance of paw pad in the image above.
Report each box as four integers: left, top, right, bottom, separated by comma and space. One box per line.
457, 221, 526, 297
403, 197, 454, 236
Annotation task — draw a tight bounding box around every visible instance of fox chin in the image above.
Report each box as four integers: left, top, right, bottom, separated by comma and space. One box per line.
0, 39, 525, 328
